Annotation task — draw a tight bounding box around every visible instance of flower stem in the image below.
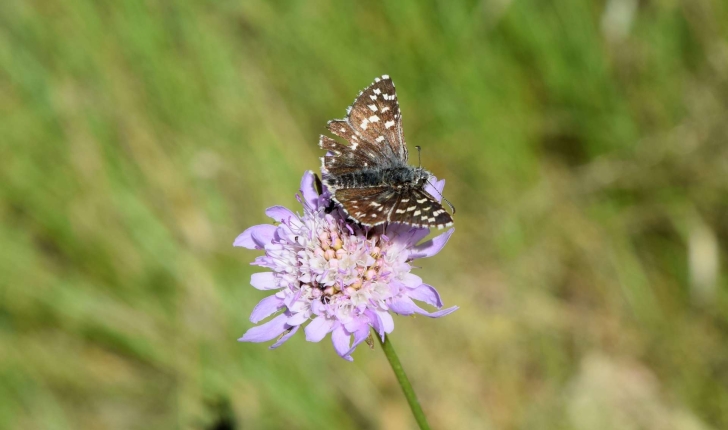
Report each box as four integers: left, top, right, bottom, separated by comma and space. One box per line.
376, 334, 431, 430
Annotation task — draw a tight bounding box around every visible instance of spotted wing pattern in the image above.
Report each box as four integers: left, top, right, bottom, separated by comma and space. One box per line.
334, 187, 453, 229
319, 135, 376, 176
332, 187, 396, 226
322, 75, 406, 176
388, 189, 453, 228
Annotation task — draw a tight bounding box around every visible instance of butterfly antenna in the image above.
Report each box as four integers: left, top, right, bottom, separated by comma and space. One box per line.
425, 178, 457, 215
418, 146, 455, 213
443, 196, 456, 215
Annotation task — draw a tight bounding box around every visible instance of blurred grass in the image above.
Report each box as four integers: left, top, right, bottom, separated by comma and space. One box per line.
1, 0, 728, 428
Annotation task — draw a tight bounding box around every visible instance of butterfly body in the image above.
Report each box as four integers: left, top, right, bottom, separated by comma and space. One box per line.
326, 166, 430, 190
320, 75, 454, 229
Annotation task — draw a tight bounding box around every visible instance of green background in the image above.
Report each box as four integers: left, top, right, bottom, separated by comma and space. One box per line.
2, 0, 727, 429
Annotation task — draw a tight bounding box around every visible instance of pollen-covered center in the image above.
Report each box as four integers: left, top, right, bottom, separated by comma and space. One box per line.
302, 218, 391, 305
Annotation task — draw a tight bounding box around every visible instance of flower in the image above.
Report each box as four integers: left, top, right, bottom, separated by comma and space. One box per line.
235, 171, 457, 361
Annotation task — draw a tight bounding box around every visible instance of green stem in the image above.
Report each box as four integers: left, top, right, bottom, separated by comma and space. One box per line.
376, 333, 431, 430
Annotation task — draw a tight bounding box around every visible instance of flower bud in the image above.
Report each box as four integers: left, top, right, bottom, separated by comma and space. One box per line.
319, 232, 331, 250
350, 278, 363, 290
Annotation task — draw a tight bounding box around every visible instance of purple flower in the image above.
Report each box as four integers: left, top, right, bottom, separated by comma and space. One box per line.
235, 171, 457, 361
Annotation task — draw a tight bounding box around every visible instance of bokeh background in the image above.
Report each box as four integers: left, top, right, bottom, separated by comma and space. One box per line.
2, 0, 728, 429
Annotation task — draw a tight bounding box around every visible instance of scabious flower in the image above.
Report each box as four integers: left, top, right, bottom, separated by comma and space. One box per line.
235, 171, 456, 361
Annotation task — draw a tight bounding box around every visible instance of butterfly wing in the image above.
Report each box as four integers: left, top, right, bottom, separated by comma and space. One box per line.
324, 75, 407, 174
334, 187, 453, 229
319, 135, 376, 176
332, 187, 397, 226
388, 188, 454, 229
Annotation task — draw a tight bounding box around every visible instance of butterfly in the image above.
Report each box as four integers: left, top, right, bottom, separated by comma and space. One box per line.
319, 75, 454, 229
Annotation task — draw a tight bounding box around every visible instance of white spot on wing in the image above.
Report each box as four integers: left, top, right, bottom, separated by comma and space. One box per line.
369, 115, 380, 122
375, 136, 385, 142
382, 74, 390, 79
373, 88, 381, 95
368, 104, 378, 112
385, 120, 395, 129
381, 106, 391, 113
414, 210, 421, 216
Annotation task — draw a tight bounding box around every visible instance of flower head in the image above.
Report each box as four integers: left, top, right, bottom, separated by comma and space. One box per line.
235, 171, 456, 360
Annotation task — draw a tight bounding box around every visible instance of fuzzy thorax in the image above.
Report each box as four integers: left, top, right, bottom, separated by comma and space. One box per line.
325, 166, 431, 191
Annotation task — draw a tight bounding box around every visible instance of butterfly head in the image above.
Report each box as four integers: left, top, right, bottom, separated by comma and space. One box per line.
411, 167, 431, 188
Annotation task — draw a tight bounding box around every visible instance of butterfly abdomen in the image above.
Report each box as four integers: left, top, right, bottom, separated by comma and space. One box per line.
328, 167, 429, 190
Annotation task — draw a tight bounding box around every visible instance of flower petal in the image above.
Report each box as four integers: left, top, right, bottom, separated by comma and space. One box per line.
375, 310, 394, 338
270, 324, 300, 349
250, 295, 284, 323
424, 177, 445, 202
384, 223, 416, 238
409, 228, 455, 260
233, 224, 276, 249
345, 324, 371, 357
310, 298, 327, 316
390, 296, 458, 318
365, 309, 383, 339
332, 325, 353, 361
418, 306, 458, 318
265, 206, 296, 223
300, 171, 320, 209
406, 228, 431, 248
252, 255, 277, 269
286, 312, 310, 326
305, 316, 335, 342
388, 297, 419, 315
239, 313, 289, 342
409, 284, 444, 308
250, 272, 279, 290
400, 273, 423, 288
